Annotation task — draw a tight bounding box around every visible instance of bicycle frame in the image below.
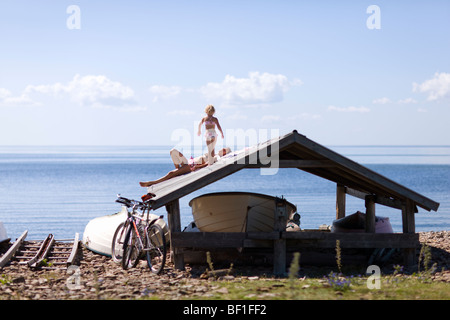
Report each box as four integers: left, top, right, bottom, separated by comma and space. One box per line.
114, 194, 166, 273
117, 197, 163, 254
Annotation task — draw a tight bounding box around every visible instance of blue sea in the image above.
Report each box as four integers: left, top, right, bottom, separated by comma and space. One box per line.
0, 145, 449, 240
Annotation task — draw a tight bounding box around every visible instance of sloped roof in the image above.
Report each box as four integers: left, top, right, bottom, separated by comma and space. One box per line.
147, 130, 439, 212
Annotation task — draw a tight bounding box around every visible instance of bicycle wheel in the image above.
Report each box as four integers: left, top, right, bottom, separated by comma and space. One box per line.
145, 224, 166, 274
122, 223, 140, 270
111, 222, 125, 263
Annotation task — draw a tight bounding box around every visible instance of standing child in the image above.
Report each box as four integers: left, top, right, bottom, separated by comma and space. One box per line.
197, 105, 224, 165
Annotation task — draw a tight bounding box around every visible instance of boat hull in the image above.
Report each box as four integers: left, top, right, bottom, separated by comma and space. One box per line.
0, 222, 9, 243
82, 207, 168, 256
331, 211, 393, 233
189, 192, 297, 232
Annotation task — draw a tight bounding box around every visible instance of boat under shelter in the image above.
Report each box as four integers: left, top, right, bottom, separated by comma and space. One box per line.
145, 130, 440, 275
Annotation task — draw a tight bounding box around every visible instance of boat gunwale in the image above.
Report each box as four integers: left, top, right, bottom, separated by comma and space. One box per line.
188, 191, 297, 211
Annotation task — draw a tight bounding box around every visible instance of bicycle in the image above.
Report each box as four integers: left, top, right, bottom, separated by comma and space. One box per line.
111, 195, 167, 274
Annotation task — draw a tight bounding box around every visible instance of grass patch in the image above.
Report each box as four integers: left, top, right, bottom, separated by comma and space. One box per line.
187, 274, 450, 300
181, 243, 449, 300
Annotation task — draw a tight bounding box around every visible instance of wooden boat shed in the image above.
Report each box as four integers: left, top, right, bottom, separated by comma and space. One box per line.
147, 130, 440, 274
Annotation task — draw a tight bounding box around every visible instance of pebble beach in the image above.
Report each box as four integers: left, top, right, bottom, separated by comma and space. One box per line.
0, 231, 448, 300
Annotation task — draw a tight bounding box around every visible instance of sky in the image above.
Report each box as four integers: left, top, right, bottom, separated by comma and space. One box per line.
0, 0, 449, 147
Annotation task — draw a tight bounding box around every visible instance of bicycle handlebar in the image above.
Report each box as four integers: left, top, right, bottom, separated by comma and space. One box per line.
116, 195, 150, 210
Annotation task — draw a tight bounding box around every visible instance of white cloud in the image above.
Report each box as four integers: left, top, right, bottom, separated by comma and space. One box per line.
261, 115, 281, 123
372, 97, 391, 104
149, 85, 182, 102
166, 109, 194, 116
260, 112, 320, 124
0, 88, 40, 107
328, 105, 370, 113
0, 88, 10, 99
25, 74, 138, 109
200, 72, 302, 105
398, 98, 417, 104
372, 97, 418, 105
225, 111, 248, 120
413, 72, 450, 101
292, 113, 321, 120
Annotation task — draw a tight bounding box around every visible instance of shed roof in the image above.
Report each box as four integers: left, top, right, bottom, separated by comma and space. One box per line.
147, 130, 439, 212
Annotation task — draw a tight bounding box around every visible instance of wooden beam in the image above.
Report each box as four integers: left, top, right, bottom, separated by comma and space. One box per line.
246, 159, 335, 168
0, 230, 28, 269
346, 187, 403, 210
283, 232, 419, 249
171, 232, 245, 248
298, 164, 401, 205
402, 199, 417, 266
66, 232, 80, 266
402, 199, 416, 234
365, 195, 376, 233
273, 197, 288, 276
171, 232, 419, 249
336, 184, 346, 219
165, 200, 184, 270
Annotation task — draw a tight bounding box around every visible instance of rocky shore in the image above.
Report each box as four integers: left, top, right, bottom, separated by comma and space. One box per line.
0, 231, 449, 300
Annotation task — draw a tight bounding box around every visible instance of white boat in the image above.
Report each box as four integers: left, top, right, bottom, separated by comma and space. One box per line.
82, 206, 169, 256
183, 221, 200, 232
189, 192, 297, 232
0, 222, 10, 244
331, 211, 393, 233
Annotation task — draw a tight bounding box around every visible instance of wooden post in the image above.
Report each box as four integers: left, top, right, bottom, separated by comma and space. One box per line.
165, 199, 185, 270
273, 197, 288, 276
336, 184, 346, 219
402, 199, 416, 266
365, 195, 376, 233
402, 199, 416, 234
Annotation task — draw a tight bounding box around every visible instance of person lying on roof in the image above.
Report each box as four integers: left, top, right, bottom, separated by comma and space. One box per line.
139, 147, 232, 187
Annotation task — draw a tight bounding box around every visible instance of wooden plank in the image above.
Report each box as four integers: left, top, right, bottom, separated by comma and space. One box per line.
300, 166, 393, 203
28, 234, 55, 268
346, 187, 403, 210
336, 184, 346, 219
166, 200, 184, 270
66, 232, 79, 266
365, 195, 376, 233
273, 198, 288, 276
172, 231, 419, 252
402, 199, 416, 266
247, 232, 280, 240
246, 160, 334, 168
171, 232, 246, 248
283, 232, 419, 249
402, 199, 416, 234
0, 230, 28, 269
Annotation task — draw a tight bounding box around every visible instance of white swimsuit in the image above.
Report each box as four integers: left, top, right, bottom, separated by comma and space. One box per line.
205, 128, 218, 140
204, 117, 217, 141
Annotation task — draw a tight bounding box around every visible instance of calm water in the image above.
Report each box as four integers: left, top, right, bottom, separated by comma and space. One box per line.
0, 145, 449, 240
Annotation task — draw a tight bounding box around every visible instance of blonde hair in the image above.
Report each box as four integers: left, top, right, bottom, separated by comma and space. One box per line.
205, 104, 215, 116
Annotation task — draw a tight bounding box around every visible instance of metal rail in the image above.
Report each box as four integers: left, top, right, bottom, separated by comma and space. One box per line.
0, 230, 28, 269
0, 232, 80, 270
